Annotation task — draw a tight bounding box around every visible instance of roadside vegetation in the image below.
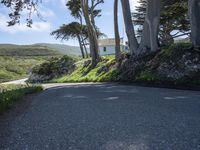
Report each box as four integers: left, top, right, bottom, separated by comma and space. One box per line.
0, 44, 63, 83
29, 43, 200, 88
0, 84, 43, 114
52, 56, 118, 83
0, 56, 50, 83
28, 56, 76, 83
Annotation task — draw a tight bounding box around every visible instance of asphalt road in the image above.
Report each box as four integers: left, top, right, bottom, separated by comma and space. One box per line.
0, 83, 200, 150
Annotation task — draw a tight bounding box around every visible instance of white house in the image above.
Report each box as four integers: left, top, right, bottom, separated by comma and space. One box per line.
98, 38, 128, 56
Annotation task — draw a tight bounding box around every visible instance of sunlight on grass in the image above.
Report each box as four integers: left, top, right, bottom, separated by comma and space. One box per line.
52, 55, 120, 83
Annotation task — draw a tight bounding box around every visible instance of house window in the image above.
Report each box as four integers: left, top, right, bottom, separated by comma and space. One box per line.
103, 47, 106, 52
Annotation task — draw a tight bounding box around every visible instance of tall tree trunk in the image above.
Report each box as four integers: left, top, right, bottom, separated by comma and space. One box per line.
77, 35, 85, 58
121, 0, 139, 55
81, 0, 100, 66
189, 0, 200, 50
114, 0, 121, 61
81, 37, 89, 58
83, 44, 89, 58
79, 16, 89, 58
139, 0, 161, 53
91, 1, 97, 36
139, 21, 151, 54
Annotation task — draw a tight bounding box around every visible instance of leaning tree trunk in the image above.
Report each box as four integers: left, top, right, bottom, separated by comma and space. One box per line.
139, 0, 161, 53
121, 0, 139, 55
90, 1, 98, 38
82, 38, 89, 58
81, 0, 100, 66
114, 0, 121, 61
79, 16, 89, 58
189, 0, 200, 50
77, 35, 85, 58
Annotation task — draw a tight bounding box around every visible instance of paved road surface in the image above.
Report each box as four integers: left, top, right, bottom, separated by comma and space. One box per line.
0, 83, 200, 150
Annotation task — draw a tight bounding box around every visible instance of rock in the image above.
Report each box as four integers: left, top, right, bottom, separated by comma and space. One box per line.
148, 49, 200, 80
117, 44, 200, 84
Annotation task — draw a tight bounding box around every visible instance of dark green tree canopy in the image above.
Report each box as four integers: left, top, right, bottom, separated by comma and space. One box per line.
66, 0, 82, 19
51, 22, 105, 41
133, 0, 190, 46
66, 0, 103, 22
51, 22, 88, 41
1, 0, 41, 26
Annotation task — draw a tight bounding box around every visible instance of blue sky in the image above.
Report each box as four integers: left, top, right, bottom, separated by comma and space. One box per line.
0, 0, 138, 46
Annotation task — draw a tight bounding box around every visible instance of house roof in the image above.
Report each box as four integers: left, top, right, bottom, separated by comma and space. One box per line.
98, 38, 124, 46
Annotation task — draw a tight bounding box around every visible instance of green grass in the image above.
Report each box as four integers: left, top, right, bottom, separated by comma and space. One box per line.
52, 56, 120, 83
0, 56, 55, 83
0, 44, 65, 83
0, 84, 43, 114
0, 44, 60, 83
0, 43, 84, 83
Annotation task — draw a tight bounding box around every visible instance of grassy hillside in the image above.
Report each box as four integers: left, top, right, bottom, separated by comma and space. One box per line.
52, 56, 117, 83
0, 44, 65, 83
0, 56, 52, 83
0, 44, 61, 56
34, 43, 82, 56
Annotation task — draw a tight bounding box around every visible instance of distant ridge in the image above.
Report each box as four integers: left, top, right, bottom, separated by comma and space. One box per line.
0, 44, 60, 56
0, 43, 81, 57
34, 43, 81, 56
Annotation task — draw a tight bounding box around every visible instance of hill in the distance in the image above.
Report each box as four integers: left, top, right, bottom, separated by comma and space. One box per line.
0, 43, 81, 82
0, 44, 61, 56
34, 43, 81, 56
0, 43, 81, 57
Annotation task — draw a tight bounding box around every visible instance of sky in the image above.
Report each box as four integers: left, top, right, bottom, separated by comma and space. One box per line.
0, 0, 139, 46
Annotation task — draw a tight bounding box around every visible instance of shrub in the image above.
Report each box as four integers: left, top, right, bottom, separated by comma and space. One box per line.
31, 55, 75, 76
161, 42, 192, 57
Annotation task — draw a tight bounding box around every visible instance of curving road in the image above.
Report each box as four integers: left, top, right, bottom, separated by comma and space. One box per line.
1, 78, 28, 85
0, 83, 200, 150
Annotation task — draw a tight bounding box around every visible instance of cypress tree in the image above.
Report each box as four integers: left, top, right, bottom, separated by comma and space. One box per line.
133, 0, 190, 46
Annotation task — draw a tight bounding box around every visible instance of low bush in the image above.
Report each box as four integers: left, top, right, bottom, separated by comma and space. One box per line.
161, 42, 192, 58
31, 55, 75, 76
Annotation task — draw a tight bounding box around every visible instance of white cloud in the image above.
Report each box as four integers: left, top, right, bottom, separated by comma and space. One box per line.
0, 13, 51, 34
